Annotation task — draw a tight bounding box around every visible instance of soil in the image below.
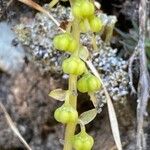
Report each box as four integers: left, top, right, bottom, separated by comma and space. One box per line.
0, 0, 141, 150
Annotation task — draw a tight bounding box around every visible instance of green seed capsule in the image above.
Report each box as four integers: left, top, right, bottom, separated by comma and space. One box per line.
62, 57, 86, 75
53, 33, 70, 51
53, 33, 77, 52
73, 131, 94, 150
54, 104, 78, 124
77, 74, 89, 93
72, 1, 95, 19
77, 73, 101, 93
73, 139, 83, 150
81, 1, 95, 18
89, 16, 103, 32
87, 75, 101, 92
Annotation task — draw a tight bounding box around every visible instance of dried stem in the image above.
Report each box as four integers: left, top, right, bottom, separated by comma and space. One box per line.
0, 102, 32, 150
63, 75, 77, 150
63, 7, 80, 149
128, 49, 138, 94
136, 0, 150, 149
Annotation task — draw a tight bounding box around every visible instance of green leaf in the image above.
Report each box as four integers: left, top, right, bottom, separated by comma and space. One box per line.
79, 109, 97, 125
49, 89, 66, 101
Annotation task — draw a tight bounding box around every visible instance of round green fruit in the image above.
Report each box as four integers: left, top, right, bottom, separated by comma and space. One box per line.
81, 1, 95, 18
77, 73, 101, 93
89, 16, 103, 32
53, 33, 70, 51
62, 57, 86, 75
87, 75, 101, 92
72, 1, 95, 19
53, 33, 77, 52
73, 131, 94, 150
54, 104, 78, 124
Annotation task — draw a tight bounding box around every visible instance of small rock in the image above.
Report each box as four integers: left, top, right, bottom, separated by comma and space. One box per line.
0, 22, 25, 75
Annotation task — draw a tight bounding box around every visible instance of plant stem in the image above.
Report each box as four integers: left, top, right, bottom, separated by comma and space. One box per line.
63, 75, 77, 150
68, 75, 77, 108
63, 7, 80, 149
63, 122, 76, 150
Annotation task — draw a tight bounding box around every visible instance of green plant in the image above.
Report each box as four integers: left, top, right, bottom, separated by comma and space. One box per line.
72, 1, 95, 19
49, 0, 104, 149
18, 0, 121, 149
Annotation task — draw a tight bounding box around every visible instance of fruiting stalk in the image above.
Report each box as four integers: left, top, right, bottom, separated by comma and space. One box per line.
53, 0, 103, 149
63, 15, 80, 150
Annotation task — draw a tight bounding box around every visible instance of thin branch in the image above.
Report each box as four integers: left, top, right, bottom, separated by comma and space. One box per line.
128, 48, 138, 94
0, 102, 32, 150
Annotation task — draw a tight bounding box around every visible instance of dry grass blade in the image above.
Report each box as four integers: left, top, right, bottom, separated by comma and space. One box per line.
18, 0, 65, 32
86, 60, 122, 150
0, 102, 32, 150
